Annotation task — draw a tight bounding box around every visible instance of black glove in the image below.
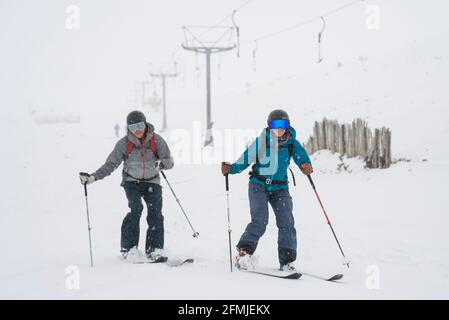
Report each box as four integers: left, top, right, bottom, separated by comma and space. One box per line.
155, 160, 164, 171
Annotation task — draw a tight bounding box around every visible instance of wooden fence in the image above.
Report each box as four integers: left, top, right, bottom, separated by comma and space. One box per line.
304, 118, 392, 168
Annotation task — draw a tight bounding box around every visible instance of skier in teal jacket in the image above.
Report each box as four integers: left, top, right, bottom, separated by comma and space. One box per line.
222, 109, 313, 271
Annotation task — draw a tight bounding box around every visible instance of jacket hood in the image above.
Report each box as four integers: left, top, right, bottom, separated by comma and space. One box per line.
287, 126, 297, 140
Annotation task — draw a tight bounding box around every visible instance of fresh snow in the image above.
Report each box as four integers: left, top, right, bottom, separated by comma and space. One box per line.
1, 1, 449, 299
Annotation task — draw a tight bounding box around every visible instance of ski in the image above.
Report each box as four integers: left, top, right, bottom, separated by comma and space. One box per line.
299, 271, 344, 282
240, 267, 301, 280
246, 270, 302, 279
132, 256, 168, 264
132, 257, 194, 267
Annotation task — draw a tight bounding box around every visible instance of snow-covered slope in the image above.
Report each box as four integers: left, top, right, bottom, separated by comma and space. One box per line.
2, 19, 449, 300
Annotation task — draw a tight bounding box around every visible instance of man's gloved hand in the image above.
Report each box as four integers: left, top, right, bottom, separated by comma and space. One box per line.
79, 172, 96, 185
221, 162, 232, 176
300, 163, 313, 175
155, 160, 164, 171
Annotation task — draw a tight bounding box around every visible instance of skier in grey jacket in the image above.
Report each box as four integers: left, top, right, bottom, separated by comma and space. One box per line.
79, 111, 174, 260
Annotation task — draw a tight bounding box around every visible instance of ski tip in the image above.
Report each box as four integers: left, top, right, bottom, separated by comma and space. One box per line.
327, 274, 344, 281
184, 258, 194, 264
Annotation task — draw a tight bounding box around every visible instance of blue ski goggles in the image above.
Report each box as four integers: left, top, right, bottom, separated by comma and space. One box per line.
128, 121, 146, 133
269, 119, 290, 130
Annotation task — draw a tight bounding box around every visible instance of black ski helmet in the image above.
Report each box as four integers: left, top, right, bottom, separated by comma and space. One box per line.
127, 110, 146, 125
267, 109, 290, 127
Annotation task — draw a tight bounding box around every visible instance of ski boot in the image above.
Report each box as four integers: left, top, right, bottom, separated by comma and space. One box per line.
146, 248, 168, 263
120, 248, 129, 260
280, 262, 297, 272
121, 246, 144, 262
235, 249, 256, 271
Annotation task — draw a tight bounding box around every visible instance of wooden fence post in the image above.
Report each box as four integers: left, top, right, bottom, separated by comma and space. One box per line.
305, 118, 392, 169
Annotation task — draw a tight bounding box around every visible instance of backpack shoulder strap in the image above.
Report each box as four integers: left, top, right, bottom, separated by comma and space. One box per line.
123, 133, 158, 160
124, 140, 134, 159
283, 128, 294, 159
149, 133, 158, 159
288, 143, 293, 158
286, 129, 296, 186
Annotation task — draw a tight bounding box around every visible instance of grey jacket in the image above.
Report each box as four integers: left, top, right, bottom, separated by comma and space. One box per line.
92, 123, 174, 186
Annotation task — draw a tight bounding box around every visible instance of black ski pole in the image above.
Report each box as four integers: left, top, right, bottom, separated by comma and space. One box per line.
305, 173, 350, 268
160, 170, 199, 238
225, 172, 233, 272
81, 178, 94, 267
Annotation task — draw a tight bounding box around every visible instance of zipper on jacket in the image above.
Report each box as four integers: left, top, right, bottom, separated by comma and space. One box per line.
140, 145, 146, 179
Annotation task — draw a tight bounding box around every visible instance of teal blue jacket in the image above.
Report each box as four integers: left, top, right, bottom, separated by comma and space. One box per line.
230, 127, 312, 191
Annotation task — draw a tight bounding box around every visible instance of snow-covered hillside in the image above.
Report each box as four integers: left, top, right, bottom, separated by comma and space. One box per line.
1, 30, 448, 299
1, 0, 449, 299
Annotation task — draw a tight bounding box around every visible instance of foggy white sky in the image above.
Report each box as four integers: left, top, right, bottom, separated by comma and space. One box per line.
1, 0, 448, 117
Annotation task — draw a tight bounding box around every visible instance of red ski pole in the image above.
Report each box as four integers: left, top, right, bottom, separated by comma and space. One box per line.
302, 165, 350, 268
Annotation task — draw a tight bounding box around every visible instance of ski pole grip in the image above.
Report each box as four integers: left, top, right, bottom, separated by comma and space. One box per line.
225, 174, 229, 191
79, 172, 89, 196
